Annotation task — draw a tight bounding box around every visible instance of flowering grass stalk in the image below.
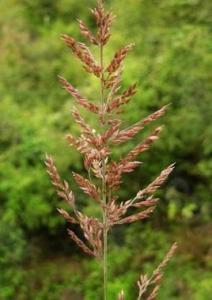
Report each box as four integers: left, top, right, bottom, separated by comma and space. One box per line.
45, 1, 177, 299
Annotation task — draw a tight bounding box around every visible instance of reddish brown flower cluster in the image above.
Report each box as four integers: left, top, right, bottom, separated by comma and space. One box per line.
91, 0, 115, 45
45, 0, 177, 299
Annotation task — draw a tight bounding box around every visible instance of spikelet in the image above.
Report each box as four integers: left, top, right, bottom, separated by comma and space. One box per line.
71, 108, 96, 142
91, 0, 115, 45
106, 127, 163, 191
77, 212, 103, 258
45, 154, 75, 208
101, 119, 122, 144
72, 172, 100, 204
62, 34, 102, 76
105, 67, 123, 91
112, 105, 169, 144
121, 126, 163, 165
78, 19, 98, 45
106, 161, 142, 191
107, 196, 159, 227
45, 154, 63, 190
67, 228, 94, 256
57, 208, 78, 224
66, 133, 90, 156
65, 133, 102, 167
136, 164, 175, 200
107, 83, 137, 112
106, 44, 135, 74
115, 206, 156, 225
58, 76, 99, 113
132, 197, 159, 208
107, 199, 131, 226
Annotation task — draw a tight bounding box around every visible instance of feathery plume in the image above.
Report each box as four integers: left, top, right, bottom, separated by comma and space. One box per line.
45, 1, 177, 298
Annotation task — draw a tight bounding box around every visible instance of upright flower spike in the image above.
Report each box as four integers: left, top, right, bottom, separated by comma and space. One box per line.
45, 1, 177, 299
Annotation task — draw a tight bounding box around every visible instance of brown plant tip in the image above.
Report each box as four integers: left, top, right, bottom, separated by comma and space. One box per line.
153, 242, 178, 279
106, 43, 135, 74
44, 154, 75, 208
67, 228, 95, 256
45, 154, 63, 190
72, 172, 100, 204
58, 76, 99, 113
57, 208, 78, 224
115, 206, 156, 225
132, 197, 159, 208
61, 34, 102, 76
77, 19, 98, 45
112, 105, 169, 144
91, 0, 115, 45
136, 163, 175, 199
137, 243, 177, 300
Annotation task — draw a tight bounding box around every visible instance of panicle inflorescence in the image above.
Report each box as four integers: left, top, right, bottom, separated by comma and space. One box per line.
45, 1, 177, 299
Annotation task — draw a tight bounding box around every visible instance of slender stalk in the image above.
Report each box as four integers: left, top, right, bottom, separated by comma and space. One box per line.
100, 44, 104, 106
99, 42, 108, 300
103, 190, 108, 300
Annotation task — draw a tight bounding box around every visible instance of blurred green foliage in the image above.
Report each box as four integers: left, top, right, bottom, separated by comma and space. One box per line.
0, 0, 211, 299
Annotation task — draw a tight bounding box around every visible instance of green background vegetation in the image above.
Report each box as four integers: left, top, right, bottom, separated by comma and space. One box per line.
0, 0, 211, 299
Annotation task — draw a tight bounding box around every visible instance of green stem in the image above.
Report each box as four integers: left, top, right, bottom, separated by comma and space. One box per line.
99, 42, 108, 300
103, 194, 108, 300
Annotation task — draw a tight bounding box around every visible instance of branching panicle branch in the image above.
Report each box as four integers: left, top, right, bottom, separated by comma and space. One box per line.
137, 243, 178, 300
